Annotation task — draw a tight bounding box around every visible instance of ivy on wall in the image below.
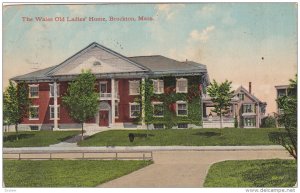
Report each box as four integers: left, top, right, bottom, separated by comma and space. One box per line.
135, 76, 203, 129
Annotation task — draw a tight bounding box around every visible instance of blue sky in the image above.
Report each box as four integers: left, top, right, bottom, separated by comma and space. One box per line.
3, 3, 297, 113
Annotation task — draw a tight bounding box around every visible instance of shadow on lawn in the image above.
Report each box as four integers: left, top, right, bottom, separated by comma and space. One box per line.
3, 133, 35, 142
268, 131, 290, 144
192, 131, 221, 137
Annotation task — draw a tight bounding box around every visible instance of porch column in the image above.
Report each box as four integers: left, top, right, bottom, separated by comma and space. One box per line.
53, 81, 58, 130
141, 77, 145, 127
232, 104, 236, 117
256, 103, 260, 128
111, 78, 115, 127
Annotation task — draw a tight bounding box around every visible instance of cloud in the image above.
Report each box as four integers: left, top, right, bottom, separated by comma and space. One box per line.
155, 4, 185, 20
197, 4, 216, 16
189, 25, 215, 42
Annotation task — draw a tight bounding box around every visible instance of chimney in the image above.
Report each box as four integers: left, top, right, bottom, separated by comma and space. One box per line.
249, 82, 252, 94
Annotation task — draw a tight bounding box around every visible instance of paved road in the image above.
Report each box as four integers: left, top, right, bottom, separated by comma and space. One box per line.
98, 150, 292, 188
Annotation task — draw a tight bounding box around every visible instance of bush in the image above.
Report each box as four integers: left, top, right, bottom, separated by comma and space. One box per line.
234, 116, 238, 128
261, 116, 276, 128
128, 133, 135, 142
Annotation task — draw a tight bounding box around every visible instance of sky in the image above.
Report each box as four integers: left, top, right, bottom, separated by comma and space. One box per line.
3, 3, 298, 114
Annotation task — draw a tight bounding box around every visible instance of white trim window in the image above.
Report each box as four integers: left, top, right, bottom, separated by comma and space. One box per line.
129, 80, 140, 95
176, 101, 188, 116
238, 93, 245, 101
115, 102, 119, 118
152, 102, 164, 117
129, 102, 140, 118
29, 84, 39, 98
244, 118, 256, 127
49, 105, 60, 120
176, 78, 188, 93
49, 83, 60, 98
29, 105, 39, 120
243, 104, 254, 113
153, 79, 164, 94
100, 81, 108, 93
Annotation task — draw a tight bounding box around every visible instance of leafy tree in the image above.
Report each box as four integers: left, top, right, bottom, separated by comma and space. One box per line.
274, 75, 297, 159
3, 81, 30, 140
207, 80, 234, 128
62, 70, 99, 140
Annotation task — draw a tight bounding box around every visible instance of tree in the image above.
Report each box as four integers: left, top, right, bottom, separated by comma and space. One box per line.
207, 80, 234, 128
274, 75, 297, 159
3, 81, 30, 140
62, 70, 99, 140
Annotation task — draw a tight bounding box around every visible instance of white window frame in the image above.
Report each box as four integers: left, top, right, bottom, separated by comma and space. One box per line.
115, 102, 119, 118
244, 117, 256, 127
129, 102, 140, 118
129, 80, 140, 95
99, 81, 108, 93
29, 84, 39, 98
243, 104, 254, 113
152, 79, 164, 94
238, 93, 245, 101
152, 102, 164, 117
29, 105, 39, 120
49, 105, 60, 120
49, 83, 60, 98
176, 78, 188, 93
176, 101, 188, 116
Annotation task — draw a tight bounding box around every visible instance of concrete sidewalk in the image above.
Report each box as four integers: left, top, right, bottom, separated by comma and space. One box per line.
98, 150, 292, 188
3, 145, 285, 152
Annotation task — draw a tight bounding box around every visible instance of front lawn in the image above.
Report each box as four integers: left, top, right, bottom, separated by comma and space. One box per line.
204, 159, 297, 187
3, 160, 152, 187
3, 131, 80, 147
79, 128, 280, 146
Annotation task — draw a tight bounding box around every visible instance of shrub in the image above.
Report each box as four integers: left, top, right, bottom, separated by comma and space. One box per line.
261, 116, 276, 128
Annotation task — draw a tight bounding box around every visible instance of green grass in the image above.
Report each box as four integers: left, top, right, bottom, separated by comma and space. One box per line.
79, 128, 280, 146
3, 131, 80, 147
204, 159, 297, 187
3, 160, 152, 187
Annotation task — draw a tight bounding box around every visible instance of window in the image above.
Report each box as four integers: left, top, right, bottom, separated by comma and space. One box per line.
176, 78, 188, 93
178, 123, 188, 129
153, 102, 164, 117
243, 104, 254, 113
29, 85, 39, 98
129, 103, 140, 118
49, 105, 60, 120
115, 103, 119, 118
238, 93, 245, 100
49, 84, 60, 98
244, 118, 256, 127
129, 80, 140, 95
100, 81, 107, 93
153, 79, 164, 94
154, 124, 164, 129
29, 106, 39, 120
277, 89, 287, 97
30, 125, 39, 131
176, 101, 188, 116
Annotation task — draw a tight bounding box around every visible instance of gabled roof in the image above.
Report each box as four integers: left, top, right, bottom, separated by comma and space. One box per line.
129, 55, 207, 73
234, 86, 266, 104
47, 42, 150, 76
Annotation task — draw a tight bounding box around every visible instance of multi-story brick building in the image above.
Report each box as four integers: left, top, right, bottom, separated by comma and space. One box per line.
11, 42, 209, 131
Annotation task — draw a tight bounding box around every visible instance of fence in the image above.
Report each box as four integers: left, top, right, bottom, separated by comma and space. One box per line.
3, 149, 153, 161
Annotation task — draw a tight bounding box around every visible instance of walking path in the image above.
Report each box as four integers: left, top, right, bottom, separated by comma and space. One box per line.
4, 145, 285, 152
98, 150, 292, 188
